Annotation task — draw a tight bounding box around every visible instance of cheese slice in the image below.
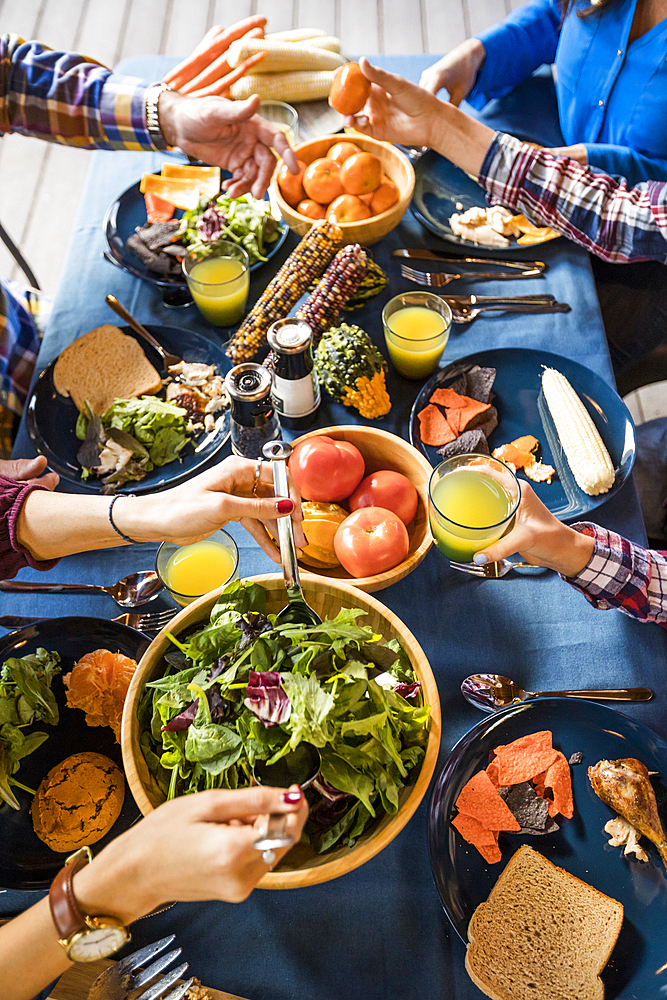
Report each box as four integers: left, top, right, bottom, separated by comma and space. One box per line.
161, 163, 221, 201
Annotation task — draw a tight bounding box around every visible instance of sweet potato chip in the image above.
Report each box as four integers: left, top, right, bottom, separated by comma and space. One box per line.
456, 770, 521, 832
544, 750, 574, 819
418, 404, 456, 446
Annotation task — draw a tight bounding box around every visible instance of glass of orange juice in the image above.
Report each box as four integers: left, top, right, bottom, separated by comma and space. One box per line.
382, 291, 452, 379
156, 528, 239, 607
259, 101, 298, 145
182, 241, 250, 327
428, 454, 520, 563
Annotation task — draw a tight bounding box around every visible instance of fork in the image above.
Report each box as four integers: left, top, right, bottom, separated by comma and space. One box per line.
449, 558, 550, 578
88, 935, 194, 1000
400, 263, 544, 286
0, 608, 177, 632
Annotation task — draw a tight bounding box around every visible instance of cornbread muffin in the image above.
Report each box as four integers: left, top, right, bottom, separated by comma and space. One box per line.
31, 752, 125, 852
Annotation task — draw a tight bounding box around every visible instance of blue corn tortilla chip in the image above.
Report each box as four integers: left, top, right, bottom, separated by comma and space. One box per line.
498, 781, 551, 833
437, 427, 490, 459
568, 751, 583, 766
464, 365, 496, 404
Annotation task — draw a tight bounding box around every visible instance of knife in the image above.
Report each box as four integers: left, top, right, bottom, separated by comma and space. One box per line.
444, 294, 557, 307
393, 249, 547, 270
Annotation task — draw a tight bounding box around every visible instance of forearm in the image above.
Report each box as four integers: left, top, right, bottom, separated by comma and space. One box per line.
428, 103, 496, 179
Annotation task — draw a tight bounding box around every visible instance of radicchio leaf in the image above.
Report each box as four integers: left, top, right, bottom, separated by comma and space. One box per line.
196, 203, 225, 241
207, 684, 227, 721
237, 612, 273, 651
393, 681, 421, 700
243, 670, 290, 728
310, 777, 351, 826
162, 698, 199, 732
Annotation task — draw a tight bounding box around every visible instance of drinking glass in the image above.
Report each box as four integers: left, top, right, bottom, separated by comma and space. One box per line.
428, 454, 520, 564
156, 528, 239, 607
182, 241, 249, 327
382, 291, 452, 379
259, 101, 299, 144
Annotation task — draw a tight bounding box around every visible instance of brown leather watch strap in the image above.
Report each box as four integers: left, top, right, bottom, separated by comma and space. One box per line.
49, 853, 90, 942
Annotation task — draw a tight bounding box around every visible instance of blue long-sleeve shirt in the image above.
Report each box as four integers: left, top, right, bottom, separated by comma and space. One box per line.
468, 0, 667, 185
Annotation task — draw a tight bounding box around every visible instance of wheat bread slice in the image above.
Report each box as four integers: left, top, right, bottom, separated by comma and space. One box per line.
465, 845, 623, 1000
53, 325, 162, 414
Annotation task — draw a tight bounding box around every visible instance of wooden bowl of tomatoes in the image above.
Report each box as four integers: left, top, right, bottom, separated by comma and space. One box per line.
270, 134, 415, 246
289, 426, 433, 592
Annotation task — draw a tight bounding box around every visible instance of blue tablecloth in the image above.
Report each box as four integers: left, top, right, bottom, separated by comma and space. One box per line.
4, 55, 667, 1000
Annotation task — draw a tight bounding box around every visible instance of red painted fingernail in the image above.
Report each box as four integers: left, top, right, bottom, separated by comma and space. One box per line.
282, 790, 302, 804
276, 499, 294, 514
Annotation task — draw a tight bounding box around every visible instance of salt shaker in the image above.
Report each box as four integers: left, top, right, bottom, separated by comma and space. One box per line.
224, 363, 281, 459
266, 318, 320, 430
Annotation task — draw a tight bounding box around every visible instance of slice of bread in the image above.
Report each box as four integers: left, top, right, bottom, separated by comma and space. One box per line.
53, 324, 162, 414
465, 845, 623, 1000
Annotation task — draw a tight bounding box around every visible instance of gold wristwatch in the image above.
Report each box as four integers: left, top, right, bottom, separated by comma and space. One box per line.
49, 846, 130, 962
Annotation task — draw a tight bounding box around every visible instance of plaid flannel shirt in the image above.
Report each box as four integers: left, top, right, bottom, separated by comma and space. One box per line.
566, 523, 667, 629
0, 33, 160, 417
479, 133, 667, 264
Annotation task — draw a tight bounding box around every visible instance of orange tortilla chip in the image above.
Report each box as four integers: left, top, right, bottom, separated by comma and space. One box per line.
486, 760, 500, 788
418, 404, 457, 447
456, 770, 521, 832
494, 731, 553, 756
544, 750, 574, 819
431, 387, 467, 408
476, 839, 503, 864
493, 731, 559, 786
532, 769, 547, 797
452, 814, 502, 864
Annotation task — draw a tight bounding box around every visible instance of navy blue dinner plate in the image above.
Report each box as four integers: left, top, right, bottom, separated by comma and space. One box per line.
26, 324, 232, 494
409, 347, 636, 521
411, 148, 560, 253
103, 171, 288, 306
428, 698, 667, 1000
0, 618, 149, 890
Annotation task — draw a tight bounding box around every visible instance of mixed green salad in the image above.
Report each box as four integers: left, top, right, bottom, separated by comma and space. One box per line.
76, 396, 191, 491
178, 192, 282, 267
0, 649, 61, 809
139, 581, 430, 854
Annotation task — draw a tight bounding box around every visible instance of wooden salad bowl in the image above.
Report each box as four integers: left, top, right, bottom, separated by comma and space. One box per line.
121, 574, 441, 890
293, 426, 433, 593
269, 133, 415, 246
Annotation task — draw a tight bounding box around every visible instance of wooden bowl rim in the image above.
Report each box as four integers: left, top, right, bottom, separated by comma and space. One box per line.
121, 573, 441, 889
291, 425, 433, 591
270, 133, 415, 229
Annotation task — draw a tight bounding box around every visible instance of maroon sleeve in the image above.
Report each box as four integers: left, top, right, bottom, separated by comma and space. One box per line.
0, 475, 60, 579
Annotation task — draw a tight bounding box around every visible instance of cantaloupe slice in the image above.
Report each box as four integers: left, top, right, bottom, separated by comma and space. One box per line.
140, 173, 206, 210
161, 163, 221, 200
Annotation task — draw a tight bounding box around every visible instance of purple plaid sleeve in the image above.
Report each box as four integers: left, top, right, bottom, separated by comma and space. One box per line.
478, 133, 667, 263
0, 33, 156, 150
564, 523, 667, 628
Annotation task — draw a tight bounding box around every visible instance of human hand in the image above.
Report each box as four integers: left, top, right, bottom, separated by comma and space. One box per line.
157, 89, 298, 199
419, 38, 486, 104
121, 454, 306, 558
74, 785, 309, 922
0, 456, 59, 490
547, 143, 588, 166
473, 481, 595, 577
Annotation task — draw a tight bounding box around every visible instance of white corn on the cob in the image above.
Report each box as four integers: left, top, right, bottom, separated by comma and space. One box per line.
226, 37, 344, 73
541, 367, 615, 496
295, 35, 342, 52
266, 28, 327, 42
229, 70, 335, 103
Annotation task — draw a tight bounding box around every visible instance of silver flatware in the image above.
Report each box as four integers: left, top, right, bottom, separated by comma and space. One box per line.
400, 263, 544, 286
444, 294, 556, 307
0, 607, 177, 632
262, 440, 321, 628
253, 741, 321, 857
194, 410, 231, 453
88, 935, 194, 1000
0, 570, 163, 608
449, 558, 548, 578
393, 249, 547, 271
461, 672, 654, 713
450, 302, 571, 324
106, 294, 182, 369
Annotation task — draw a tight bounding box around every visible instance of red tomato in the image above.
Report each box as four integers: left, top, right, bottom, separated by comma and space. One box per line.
334, 507, 409, 577
348, 470, 418, 525
289, 435, 365, 502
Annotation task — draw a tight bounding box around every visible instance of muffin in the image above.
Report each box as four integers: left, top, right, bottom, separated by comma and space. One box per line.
32, 752, 125, 852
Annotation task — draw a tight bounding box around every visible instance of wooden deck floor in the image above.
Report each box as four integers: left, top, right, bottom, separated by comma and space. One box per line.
0, 0, 524, 293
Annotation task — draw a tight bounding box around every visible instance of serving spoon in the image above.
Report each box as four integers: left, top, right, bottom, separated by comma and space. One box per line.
461, 672, 654, 713
253, 742, 321, 855
261, 440, 321, 627
0, 570, 163, 608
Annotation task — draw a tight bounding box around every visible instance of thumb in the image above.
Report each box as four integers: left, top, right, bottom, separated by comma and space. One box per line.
211, 93, 260, 123
473, 528, 527, 566
218, 493, 294, 526
1, 455, 50, 483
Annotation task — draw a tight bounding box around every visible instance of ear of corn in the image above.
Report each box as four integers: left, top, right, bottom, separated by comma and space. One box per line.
266, 28, 327, 42
296, 245, 368, 341
226, 37, 344, 73
541, 367, 615, 496
229, 70, 335, 103
225, 220, 343, 363
295, 36, 341, 52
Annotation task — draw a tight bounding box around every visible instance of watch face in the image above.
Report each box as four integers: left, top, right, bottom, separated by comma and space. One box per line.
68, 923, 128, 962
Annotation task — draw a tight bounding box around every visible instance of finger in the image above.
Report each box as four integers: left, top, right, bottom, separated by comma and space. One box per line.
474, 526, 531, 566
30, 471, 60, 490
240, 517, 281, 563
359, 56, 410, 96
192, 786, 305, 823
221, 493, 295, 525
2, 455, 48, 481
251, 143, 278, 198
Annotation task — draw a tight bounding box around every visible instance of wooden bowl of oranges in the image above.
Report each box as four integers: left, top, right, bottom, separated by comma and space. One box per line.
289, 426, 433, 593
270, 133, 415, 246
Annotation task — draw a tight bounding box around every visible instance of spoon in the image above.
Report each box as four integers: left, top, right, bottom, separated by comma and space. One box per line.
461, 672, 654, 713
105, 294, 182, 369
450, 302, 571, 324
0, 570, 163, 608
261, 440, 322, 627
253, 741, 321, 854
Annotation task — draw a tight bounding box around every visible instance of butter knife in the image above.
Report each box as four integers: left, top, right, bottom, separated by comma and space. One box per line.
393, 249, 547, 270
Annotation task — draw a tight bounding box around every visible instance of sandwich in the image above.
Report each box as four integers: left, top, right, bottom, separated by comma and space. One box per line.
53, 324, 162, 414
465, 845, 623, 1000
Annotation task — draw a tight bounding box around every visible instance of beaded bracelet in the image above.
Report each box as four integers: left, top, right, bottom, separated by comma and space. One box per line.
108, 494, 142, 545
